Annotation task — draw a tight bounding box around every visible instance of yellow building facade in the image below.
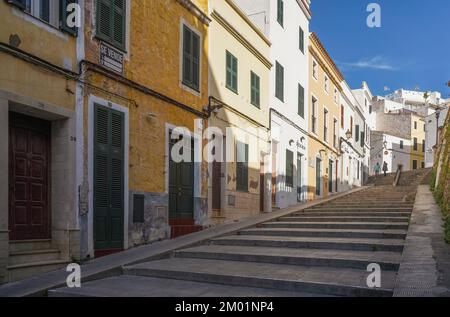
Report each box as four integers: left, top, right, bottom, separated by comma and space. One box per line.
207, 0, 271, 223
410, 114, 426, 170
78, 0, 210, 258
0, 0, 79, 283
307, 33, 344, 199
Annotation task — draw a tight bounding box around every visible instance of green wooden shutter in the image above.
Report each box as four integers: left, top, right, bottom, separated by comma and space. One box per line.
94, 104, 124, 250
360, 132, 364, 147
182, 26, 200, 91
298, 84, 305, 118
286, 150, 293, 187
299, 27, 304, 53
236, 142, 248, 192
277, 0, 283, 26
226, 51, 238, 93
355, 125, 359, 142
60, 0, 78, 36
97, 0, 125, 50
94, 105, 110, 249
251, 71, 260, 108
6, 0, 26, 10
276, 62, 284, 102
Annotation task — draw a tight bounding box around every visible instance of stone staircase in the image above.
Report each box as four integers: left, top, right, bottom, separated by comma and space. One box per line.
7, 240, 69, 283
50, 170, 431, 297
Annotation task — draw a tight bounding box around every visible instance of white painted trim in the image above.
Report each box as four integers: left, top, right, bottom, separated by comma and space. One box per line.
164, 122, 203, 222
87, 95, 129, 256
312, 57, 319, 82
179, 18, 203, 97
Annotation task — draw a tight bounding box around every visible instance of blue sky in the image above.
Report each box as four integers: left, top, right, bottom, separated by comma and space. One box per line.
310, 0, 450, 98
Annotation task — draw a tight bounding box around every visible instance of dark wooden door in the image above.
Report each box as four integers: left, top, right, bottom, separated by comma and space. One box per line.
315, 158, 321, 196
93, 104, 124, 251
297, 154, 302, 202
9, 113, 50, 241
328, 159, 333, 193
212, 161, 221, 212
169, 132, 194, 220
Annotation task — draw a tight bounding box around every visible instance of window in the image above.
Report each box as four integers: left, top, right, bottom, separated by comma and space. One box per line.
312, 60, 318, 80
275, 61, 284, 102
250, 71, 260, 108
311, 97, 318, 134
299, 26, 304, 53
285, 150, 294, 188
421, 162, 425, 169
324, 75, 329, 93
350, 116, 353, 135
226, 51, 238, 93
236, 141, 248, 192
400, 140, 404, 149
333, 118, 338, 148
355, 125, 360, 142
334, 88, 339, 104
182, 25, 200, 91
369, 105, 372, 114
414, 121, 417, 130
97, 0, 126, 50
413, 137, 418, 151
422, 140, 425, 152
413, 160, 418, 170
323, 108, 328, 143
8, 0, 77, 35
341, 105, 345, 128
298, 84, 305, 118
360, 131, 364, 147
277, 0, 284, 27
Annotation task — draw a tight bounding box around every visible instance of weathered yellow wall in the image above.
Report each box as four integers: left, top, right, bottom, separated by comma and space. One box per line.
0, 1, 77, 110
410, 115, 425, 168
307, 38, 341, 200
83, 0, 209, 195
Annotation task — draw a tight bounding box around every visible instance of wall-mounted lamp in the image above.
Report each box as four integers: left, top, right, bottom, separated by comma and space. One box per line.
345, 130, 352, 140
205, 98, 225, 117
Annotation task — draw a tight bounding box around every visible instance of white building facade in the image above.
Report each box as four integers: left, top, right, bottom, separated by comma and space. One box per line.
340, 82, 364, 190
352, 82, 373, 185
236, 0, 312, 208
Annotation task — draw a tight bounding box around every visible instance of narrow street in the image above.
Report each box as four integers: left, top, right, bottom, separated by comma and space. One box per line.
47, 169, 444, 297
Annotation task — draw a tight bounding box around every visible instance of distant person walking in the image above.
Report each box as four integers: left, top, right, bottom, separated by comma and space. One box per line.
382, 161, 388, 176
374, 162, 381, 177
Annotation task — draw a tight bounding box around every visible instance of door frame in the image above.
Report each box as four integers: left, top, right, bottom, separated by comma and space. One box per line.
9, 112, 52, 240
88, 95, 129, 257
164, 122, 202, 222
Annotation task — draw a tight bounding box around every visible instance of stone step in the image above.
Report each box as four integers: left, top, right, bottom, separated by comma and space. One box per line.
9, 239, 52, 253
49, 275, 329, 297
262, 221, 409, 230
175, 245, 402, 271
239, 228, 407, 240
293, 212, 411, 217
305, 208, 412, 213
279, 216, 410, 223
320, 203, 414, 208
8, 249, 61, 266
7, 260, 69, 283
211, 235, 405, 252
123, 258, 395, 297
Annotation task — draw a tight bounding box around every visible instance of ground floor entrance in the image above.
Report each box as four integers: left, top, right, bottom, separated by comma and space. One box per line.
168, 131, 199, 238
9, 112, 51, 241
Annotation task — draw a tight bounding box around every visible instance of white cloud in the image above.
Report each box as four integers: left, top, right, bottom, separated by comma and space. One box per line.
337, 56, 395, 71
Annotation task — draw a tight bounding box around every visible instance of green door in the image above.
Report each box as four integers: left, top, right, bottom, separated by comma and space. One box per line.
316, 157, 321, 196
329, 159, 333, 193
169, 132, 194, 219
297, 154, 302, 202
93, 104, 124, 250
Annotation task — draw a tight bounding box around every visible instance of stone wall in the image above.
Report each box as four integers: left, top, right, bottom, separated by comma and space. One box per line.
431, 110, 450, 242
